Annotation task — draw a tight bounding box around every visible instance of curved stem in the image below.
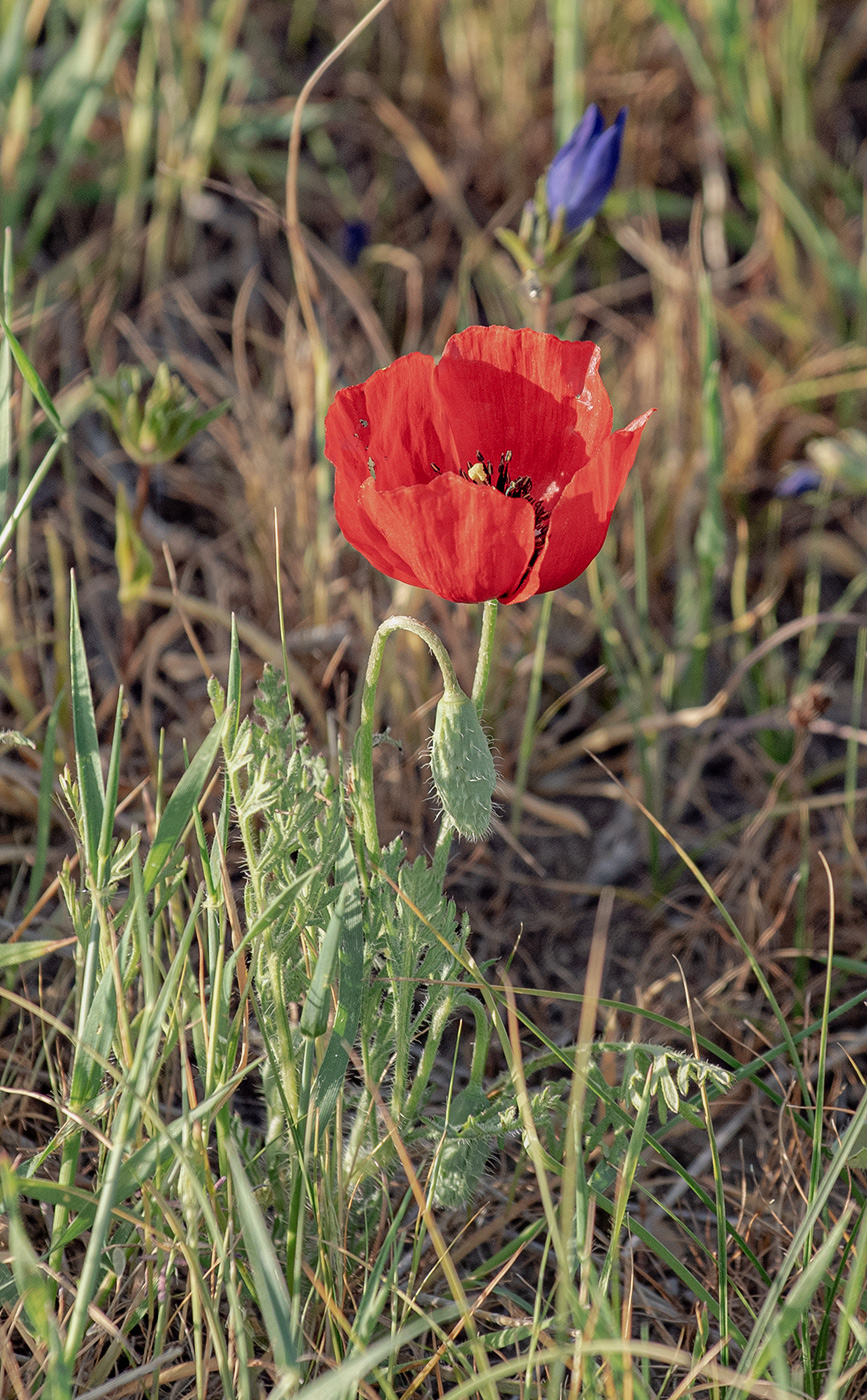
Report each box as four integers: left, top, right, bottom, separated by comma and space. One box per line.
355, 615, 462, 857
285, 0, 393, 350
433, 599, 499, 885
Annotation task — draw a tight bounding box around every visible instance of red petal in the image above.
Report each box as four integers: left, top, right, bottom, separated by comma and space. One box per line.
362, 472, 536, 603
327, 387, 420, 583
436, 327, 612, 501
357, 352, 450, 490
325, 380, 373, 497
508, 410, 654, 603
335, 473, 425, 588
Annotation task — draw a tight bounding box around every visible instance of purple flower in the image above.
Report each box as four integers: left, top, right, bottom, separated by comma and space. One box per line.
775, 464, 823, 497
546, 105, 627, 232
343, 220, 370, 266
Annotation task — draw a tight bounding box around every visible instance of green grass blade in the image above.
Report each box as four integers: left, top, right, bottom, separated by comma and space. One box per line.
828, 1203, 867, 1391
0, 309, 65, 437
0, 228, 12, 527
26, 689, 62, 911
311, 825, 363, 1126
68, 942, 121, 1108
226, 1137, 300, 1377
61, 1085, 139, 1369
0, 937, 72, 970
0, 1160, 72, 1399
734, 1086, 867, 1388
599, 1067, 653, 1296
285, 1308, 461, 1400
142, 708, 228, 892
96, 688, 124, 888
0, 431, 64, 562
69, 572, 104, 875
24, 0, 150, 258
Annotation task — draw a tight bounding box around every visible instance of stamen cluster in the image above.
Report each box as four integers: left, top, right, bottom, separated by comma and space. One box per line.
463, 449, 550, 568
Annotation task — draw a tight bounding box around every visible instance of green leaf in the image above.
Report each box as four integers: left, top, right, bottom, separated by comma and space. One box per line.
142, 709, 229, 893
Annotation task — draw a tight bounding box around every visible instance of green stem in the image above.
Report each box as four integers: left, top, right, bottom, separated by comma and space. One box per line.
547, 0, 583, 145
355, 614, 462, 857
433, 599, 499, 884
471, 598, 498, 712
510, 589, 554, 835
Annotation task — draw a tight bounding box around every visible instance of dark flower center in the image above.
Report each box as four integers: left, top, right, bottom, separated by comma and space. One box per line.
460, 449, 549, 562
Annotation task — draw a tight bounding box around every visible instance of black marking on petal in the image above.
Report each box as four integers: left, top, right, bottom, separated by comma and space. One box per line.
462, 445, 550, 588
359, 417, 369, 428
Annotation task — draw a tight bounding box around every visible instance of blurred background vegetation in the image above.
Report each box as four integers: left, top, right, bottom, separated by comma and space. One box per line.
3, 0, 867, 989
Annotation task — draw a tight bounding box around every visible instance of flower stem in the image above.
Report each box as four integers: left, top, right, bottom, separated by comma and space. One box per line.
510, 589, 554, 835
433, 598, 499, 884
471, 598, 499, 713
355, 615, 462, 857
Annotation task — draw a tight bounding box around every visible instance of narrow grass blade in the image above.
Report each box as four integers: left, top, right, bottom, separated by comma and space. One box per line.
61, 891, 200, 1367
350, 1189, 413, 1349
641, 0, 715, 95
0, 937, 73, 969
0, 229, 12, 526
69, 573, 104, 874
741, 1207, 852, 1390
312, 829, 363, 1127
96, 687, 124, 888
142, 708, 228, 892
0, 1160, 71, 1399
0, 432, 64, 562
599, 1066, 653, 1295
68, 941, 121, 1108
226, 1137, 299, 1376
828, 1204, 867, 1391
300, 885, 346, 1039
0, 309, 65, 436
24, 0, 150, 258
733, 1086, 867, 1389
285, 1308, 461, 1400
26, 689, 62, 910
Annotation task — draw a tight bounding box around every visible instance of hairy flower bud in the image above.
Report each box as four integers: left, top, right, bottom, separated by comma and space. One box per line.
430, 683, 496, 841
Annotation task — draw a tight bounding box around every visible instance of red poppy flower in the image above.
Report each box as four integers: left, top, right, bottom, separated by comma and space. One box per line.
325, 325, 653, 605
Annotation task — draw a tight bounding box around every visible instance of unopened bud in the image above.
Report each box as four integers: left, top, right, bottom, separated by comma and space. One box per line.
430, 684, 496, 841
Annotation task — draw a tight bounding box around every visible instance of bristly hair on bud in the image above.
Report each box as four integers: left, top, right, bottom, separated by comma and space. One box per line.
429, 682, 496, 841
